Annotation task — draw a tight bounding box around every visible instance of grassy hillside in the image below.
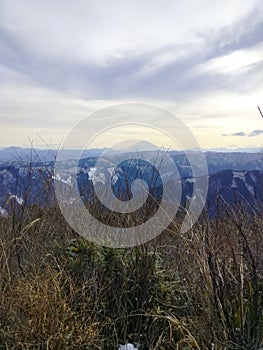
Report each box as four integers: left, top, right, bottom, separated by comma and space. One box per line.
0, 200, 263, 349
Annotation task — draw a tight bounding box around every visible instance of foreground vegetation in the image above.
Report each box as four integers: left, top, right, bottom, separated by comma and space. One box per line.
0, 200, 263, 349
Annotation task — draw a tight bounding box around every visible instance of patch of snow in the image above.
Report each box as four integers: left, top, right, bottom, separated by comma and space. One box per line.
88, 167, 97, 179
107, 167, 119, 184
88, 167, 106, 184
107, 167, 115, 176
80, 167, 90, 174
185, 178, 196, 183
9, 195, 24, 205
233, 171, 246, 182
232, 171, 254, 195
119, 344, 138, 350
0, 207, 8, 218
111, 174, 119, 185
246, 183, 254, 196
52, 173, 72, 186
185, 194, 197, 203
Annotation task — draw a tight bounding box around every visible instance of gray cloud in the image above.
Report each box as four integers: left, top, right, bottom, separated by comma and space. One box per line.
234, 132, 246, 137
249, 129, 263, 137
222, 130, 263, 137
0, 1, 262, 101
0, 0, 263, 147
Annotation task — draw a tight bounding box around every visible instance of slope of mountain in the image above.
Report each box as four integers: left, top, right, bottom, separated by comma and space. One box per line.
0, 152, 262, 218
0, 146, 106, 162
207, 169, 263, 215
1, 147, 263, 174
0, 148, 263, 218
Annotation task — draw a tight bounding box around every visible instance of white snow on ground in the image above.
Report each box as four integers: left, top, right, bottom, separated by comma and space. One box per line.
232, 171, 254, 195
52, 173, 72, 186
9, 195, 24, 205
107, 167, 118, 185
111, 174, 119, 185
185, 178, 196, 183
119, 344, 139, 350
88, 167, 106, 184
0, 207, 8, 218
232, 171, 246, 182
88, 167, 97, 179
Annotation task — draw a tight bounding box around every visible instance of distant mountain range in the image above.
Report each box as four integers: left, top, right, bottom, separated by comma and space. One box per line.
0, 146, 106, 162
0, 145, 262, 218
0, 145, 261, 162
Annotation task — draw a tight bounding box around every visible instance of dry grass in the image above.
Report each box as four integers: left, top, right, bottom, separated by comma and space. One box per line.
0, 197, 263, 349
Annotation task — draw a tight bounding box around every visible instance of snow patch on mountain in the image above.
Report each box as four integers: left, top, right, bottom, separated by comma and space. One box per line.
52, 173, 72, 186
185, 178, 196, 183
88, 167, 106, 184
232, 171, 254, 195
118, 343, 139, 350
9, 195, 24, 205
0, 207, 8, 218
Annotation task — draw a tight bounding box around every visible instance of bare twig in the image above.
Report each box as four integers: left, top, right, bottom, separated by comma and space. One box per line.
257, 106, 263, 118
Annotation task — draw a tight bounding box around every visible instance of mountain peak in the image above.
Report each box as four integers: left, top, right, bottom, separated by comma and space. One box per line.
112, 140, 159, 153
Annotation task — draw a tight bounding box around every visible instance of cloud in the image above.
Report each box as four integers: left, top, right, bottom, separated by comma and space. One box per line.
1, 0, 260, 61
0, 0, 263, 147
234, 132, 246, 137
0, 0, 263, 99
249, 129, 263, 137
222, 129, 263, 137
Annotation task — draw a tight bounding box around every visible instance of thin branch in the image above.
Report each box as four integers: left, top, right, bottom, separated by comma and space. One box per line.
257, 106, 263, 118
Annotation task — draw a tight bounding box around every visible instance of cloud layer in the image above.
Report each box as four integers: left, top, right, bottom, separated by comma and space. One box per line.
0, 0, 263, 148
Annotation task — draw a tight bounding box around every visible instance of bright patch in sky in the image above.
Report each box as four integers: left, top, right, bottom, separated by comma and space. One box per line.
202, 43, 263, 73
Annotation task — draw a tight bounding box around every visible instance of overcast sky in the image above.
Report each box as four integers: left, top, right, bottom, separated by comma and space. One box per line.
1, 0, 263, 149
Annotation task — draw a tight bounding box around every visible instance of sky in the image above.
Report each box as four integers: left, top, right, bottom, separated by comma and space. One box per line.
0, 0, 263, 150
